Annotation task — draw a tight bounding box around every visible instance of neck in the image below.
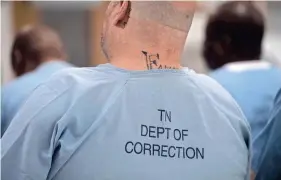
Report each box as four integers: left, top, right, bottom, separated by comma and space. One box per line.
110, 47, 183, 71
42, 58, 63, 63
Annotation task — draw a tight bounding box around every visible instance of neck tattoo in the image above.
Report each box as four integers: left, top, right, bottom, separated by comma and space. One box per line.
141, 51, 177, 70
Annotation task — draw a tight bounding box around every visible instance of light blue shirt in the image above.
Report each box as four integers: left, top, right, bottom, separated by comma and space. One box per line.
253, 89, 281, 179
210, 62, 281, 139
1, 61, 72, 136
2, 64, 250, 180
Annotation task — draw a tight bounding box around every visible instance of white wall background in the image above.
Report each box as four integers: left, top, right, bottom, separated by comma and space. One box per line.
1, 2, 14, 85
182, 12, 208, 73
41, 9, 90, 67
263, 2, 281, 67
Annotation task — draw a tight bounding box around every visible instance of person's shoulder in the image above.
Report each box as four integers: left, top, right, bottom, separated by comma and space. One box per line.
43, 66, 128, 94
18, 66, 128, 129
188, 71, 249, 123
188, 71, 238, 105
2, 71, 39, 97
49, 65, 125, 80
188, 70, 251, 143
208, 67, 233, 80
269, 65, 281, 75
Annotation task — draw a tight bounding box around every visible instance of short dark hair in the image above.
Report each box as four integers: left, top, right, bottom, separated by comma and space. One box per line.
203, 1, 265, 70
11, 25, 66, 76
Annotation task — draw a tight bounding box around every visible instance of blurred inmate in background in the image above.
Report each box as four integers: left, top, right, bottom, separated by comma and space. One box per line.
1, 25, 73, 137
203, 1, 281, 144
2, 2, 250, 180
252, 88, 281, 180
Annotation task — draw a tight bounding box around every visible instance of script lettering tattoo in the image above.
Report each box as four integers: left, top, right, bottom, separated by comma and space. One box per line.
142, 51, 177, 70
158, 65, 177, 69
142, 51, 159, 70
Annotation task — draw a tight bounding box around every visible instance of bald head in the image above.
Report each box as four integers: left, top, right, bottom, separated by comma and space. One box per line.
11, 25, 66, 76
101, 1, 195, 61
130, 2, 195, 32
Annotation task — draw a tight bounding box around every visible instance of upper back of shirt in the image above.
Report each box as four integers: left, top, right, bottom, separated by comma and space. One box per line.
210, 63, 281, 139
1, 61, 72, 136
2, 64, 250, 180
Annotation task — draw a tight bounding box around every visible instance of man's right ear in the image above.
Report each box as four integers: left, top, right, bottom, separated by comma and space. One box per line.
110, 1, 130, 27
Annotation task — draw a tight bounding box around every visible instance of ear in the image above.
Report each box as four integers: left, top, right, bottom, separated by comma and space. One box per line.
112, 1, 130, 26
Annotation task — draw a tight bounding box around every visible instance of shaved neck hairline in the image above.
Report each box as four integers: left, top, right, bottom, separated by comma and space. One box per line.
130, 2, 194, 33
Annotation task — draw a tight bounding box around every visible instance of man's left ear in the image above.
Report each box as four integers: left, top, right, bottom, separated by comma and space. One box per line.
112, 1, 130, 27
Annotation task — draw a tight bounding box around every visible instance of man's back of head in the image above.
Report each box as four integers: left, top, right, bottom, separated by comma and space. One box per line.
203, 1, 265, 70
204, 3, 281, 169
11, 25, 66, 77
1, 24, 71, 136
101, 1, 195, 70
